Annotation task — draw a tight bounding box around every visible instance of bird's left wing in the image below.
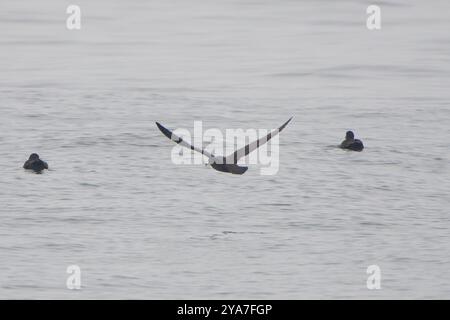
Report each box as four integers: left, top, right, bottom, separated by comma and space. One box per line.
156, 122, 213, 159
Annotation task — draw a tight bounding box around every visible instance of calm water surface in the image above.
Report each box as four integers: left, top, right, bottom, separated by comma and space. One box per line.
0, 0, 449, 298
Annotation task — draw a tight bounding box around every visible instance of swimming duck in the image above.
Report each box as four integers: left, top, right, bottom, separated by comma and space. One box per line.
23, 153, 49, 172
340, 131, 364, 151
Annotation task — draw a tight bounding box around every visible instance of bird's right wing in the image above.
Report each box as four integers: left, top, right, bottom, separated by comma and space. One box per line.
156, 122, 213, 159
225, 117, 293, 164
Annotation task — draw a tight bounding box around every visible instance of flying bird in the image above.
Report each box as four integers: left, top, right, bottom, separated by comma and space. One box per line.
156, 117, 293, 175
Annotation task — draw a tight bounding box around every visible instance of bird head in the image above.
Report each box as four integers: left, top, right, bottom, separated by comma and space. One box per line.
29, 153, 40, 160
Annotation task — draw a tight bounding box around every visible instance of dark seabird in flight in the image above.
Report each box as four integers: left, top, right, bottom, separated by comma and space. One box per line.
156, 117, 293, 175
23, 153, 49, 173
340, 131, 364, 151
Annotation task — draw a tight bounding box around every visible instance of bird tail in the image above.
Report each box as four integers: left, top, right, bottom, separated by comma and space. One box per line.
228, 165, 248, 175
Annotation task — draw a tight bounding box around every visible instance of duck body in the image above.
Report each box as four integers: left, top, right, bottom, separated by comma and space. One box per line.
23, 153, 48, 173
340, 139, 364, 151
340, 131, 364, 152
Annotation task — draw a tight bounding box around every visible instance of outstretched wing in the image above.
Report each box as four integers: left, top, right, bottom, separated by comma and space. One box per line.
225, 117, 293, 164
156, 122, 213, 159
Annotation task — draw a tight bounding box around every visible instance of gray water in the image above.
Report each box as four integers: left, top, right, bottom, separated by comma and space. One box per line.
1, 0, 449, 299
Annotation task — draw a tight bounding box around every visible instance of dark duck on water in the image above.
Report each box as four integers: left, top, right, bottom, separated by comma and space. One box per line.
23, 153, 49, 173
340, 131, 364, 152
